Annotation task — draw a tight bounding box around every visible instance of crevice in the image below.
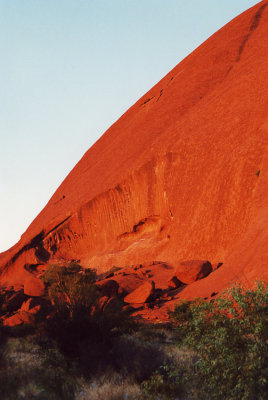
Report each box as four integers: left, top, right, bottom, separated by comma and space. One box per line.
140, 97, 154, 106
222, 2, 267, 83
115, 184, 123, 194
50, 244, 57, 255
223, 65, 233, 80
236, 2, 268, 62
45, 216, 71, 237
24, 263, 42, 274
35, 242, 50, 262
118, 216, 162, 239
166, 77, 174, 87
2, 216, 71, 273
53, 194, 67, 205
156, 89, 163, 102
8, 231, 45, 266
133, 219, 147, 232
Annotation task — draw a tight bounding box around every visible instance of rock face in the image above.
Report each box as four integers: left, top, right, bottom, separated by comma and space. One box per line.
1, 1, 268, 302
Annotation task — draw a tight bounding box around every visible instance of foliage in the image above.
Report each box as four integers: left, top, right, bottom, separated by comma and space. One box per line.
111, 333, 170, 382
0, 334, 79, 400
141, 364, 185, 400
169, 282, 268, 400
167, 298, 204, 341
40, 263, 134, 360
36, 345, 79, 400
41, 262, 98, 313
4, 262, 266, 400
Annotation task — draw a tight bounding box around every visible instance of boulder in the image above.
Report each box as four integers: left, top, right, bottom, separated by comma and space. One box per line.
3, 311, 34, 327
113, 274, 145, 295
124, 281, 155, 304
175, 260, 212, 284
3, 302, 42, 327
24, 277, 45, 297
3, 289, 27, 313
13, 284, 24, 291
168, 276, 183, 289
20, 297, 38, 312
97, 295, 109, 310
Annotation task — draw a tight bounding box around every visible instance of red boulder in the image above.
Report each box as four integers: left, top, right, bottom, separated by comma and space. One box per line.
124, 281, 155, 304
24, 277, 45, 297
175, 260, 212, 284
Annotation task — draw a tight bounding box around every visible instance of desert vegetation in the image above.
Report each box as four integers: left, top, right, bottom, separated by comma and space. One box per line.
144, 282, 268, 400
0, 265, 267, 400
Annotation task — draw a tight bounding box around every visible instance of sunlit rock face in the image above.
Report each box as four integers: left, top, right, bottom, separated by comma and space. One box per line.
1, 1, 268, 301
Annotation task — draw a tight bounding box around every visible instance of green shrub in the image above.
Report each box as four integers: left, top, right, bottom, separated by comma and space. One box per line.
40, 263, 134, 365
111, 334, 170, 382
169, 282, 268, 400
0, 335, 79, 400
141, 364, 185, 400
36, 346, 79, 400
41, 262, 98, 313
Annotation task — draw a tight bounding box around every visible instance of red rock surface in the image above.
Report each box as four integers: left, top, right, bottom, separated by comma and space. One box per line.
1, 1, 268, 316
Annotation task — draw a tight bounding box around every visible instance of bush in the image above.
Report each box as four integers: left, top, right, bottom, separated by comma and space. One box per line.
141, 364, 185, 400
169, 282, 268, 400
0, 334, 79, 400
36, 345, 79, 400
41, 262, 98, 314
111, 334, 170, 382
39, 263, 134, 365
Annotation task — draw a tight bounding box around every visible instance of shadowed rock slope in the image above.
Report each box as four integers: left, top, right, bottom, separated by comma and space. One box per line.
1, 1, 268, 303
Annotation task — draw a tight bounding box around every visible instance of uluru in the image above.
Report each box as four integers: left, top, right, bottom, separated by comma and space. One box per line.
1, 0, 268, 315
1, 3, 268, 399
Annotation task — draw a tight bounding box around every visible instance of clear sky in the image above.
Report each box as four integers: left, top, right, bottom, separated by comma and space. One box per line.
0, 0, 259, 252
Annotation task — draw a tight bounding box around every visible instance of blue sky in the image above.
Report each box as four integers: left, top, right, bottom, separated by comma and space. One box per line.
0, 0, 259, 252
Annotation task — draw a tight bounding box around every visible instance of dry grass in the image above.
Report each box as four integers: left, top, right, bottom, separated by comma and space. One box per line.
0, 336, 78, 400
77, 373, 141, 400
0, 324, 197, 400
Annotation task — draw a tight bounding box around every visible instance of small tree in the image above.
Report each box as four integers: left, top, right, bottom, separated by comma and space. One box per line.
42, 262, 98, 318
169, 282, 268, 400
40, 263, 134, 358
